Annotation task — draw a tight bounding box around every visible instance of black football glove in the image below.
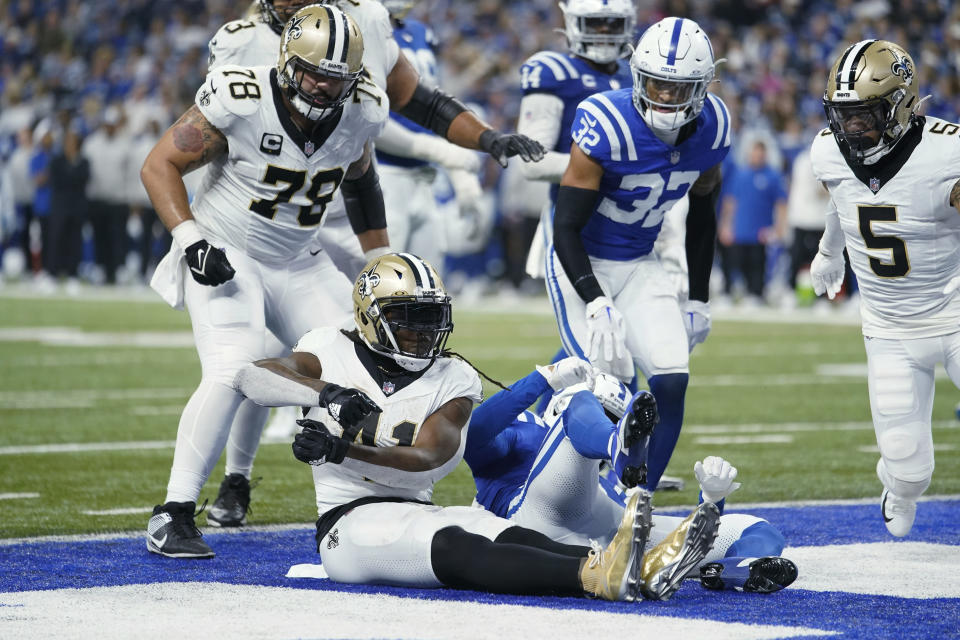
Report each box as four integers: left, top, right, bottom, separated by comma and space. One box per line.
184, 239, 236, 286
317, 383, 382, 432
478, 130, 545, 168
293, 419, 350, 465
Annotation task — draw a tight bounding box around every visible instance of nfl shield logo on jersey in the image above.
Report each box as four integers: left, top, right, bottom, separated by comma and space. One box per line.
869, 177, 880, 192
304, 141, 315, 156
670, 150, 681, 164
383, 381, 395, 395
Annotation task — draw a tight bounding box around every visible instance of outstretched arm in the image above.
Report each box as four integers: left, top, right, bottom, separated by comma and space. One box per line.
387, 53, 544, 167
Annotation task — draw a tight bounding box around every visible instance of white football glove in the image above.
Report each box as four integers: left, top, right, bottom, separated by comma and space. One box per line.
810, 251, 845, 300
694, 456, 741, 504
944, 275, 960, 297
584, 296, 634, 381
536, 356, 594, 391
682, 300, 711, 352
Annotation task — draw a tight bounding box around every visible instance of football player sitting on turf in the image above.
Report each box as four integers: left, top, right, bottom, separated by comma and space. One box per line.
234, 252, 721, 601
463, 357, 799, 595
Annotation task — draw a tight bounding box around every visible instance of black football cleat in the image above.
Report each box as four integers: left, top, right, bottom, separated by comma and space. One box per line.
146, 501, 214, 559
207, 473, 253, 527
700, 556, 798, 593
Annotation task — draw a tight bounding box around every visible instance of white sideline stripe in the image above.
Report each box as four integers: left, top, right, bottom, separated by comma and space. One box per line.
725, 493, 960, 511
129, 405, 183, 416
856, 443, 956, 453
817, 363, 951, 379
685, 419, 958, 434
0, 441, 175, 455
81, 507, 156, 516
0, 492, 40, 501
0, 583, 837, 640
691, 373, 866, 387
0, 327, 195, 348
0, 387, 192, 409
694, 434, 793, 445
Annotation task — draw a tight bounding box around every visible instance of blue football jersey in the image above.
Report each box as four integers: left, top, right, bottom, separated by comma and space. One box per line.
568, 89, 732, 260
376, 18, 439, 168
520, 51, 631, 202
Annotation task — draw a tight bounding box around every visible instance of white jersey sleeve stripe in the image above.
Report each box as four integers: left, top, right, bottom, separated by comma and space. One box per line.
581, 101, 622, 161
528, 52, 567, 81
707, 94, 728, 150
544, 51, 580, 79
593, 93, 637, 161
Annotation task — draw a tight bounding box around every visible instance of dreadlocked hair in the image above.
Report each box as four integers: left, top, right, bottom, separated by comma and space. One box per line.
340, 329, 511, 391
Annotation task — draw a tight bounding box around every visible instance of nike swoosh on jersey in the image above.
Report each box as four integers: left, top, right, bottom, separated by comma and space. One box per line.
309, 249, 322, 256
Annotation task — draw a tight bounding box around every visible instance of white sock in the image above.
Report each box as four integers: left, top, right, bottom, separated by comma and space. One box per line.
224, 398, 269, 478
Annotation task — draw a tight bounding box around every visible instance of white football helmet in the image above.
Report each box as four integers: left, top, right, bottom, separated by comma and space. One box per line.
559, 0, 636, 64
630, 17, 716, 132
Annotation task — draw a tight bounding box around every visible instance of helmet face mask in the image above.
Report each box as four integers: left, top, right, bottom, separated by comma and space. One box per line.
630, 17, 715, 133
354, 254, 453, 372
559, 0, 635, 65
277, 5, 365, 121
823, 40, 918, 165
259, 0, 312, 35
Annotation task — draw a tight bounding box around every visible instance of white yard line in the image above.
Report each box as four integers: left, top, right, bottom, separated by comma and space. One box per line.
0, 492, 40, 500
81, 507, 157, 516
693, 434, 794, 445
0, 327, 194, 348
0, 441, 175, 455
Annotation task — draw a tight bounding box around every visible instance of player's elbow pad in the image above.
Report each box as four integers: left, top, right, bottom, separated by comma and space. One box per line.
342, 164, 386, 234
398, 83, 469, 139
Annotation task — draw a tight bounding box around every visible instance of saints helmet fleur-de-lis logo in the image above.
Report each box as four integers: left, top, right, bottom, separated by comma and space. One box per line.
357, 268, 381, 299
286, 14, 307, 41
890, 50, 913, 84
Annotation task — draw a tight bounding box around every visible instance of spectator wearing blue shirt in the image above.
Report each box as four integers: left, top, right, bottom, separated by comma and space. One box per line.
718, 140, 787, 303
29, 121, 54, 277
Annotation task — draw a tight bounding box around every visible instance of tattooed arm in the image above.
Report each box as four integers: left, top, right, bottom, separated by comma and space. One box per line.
950, 178, 960, 215
140, 105, 228, 233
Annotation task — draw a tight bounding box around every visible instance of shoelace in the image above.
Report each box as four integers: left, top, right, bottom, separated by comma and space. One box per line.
169, 499, 208, 540
586, 540, 605, 569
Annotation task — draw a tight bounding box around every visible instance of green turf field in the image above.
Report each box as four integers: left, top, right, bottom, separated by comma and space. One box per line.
1, 293, 958, 539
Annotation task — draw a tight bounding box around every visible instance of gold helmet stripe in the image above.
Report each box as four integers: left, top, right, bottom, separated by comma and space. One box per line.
397, 252, 436, 289
835, 39, 876, 91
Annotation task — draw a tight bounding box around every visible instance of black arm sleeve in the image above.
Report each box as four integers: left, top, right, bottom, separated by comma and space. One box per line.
553, 185, 604, 302
686, 183, 720, 303
397, 83, 469, 138
341, 163, 386, 234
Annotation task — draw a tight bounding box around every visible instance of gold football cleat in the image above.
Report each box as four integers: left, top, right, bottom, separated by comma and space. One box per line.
640, 501, 720, 600
580, 489, 653, 601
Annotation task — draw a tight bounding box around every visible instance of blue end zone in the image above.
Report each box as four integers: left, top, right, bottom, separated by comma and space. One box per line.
3, 500, 959, 638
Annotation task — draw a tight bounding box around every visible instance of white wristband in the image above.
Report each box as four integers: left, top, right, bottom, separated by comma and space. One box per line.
364, 246, 393, 262
171, 220, 204, 249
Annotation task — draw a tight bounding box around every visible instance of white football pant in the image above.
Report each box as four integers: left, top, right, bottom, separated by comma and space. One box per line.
865, 331, 960, 499
546, 247, 690, 378
165, 245, 352, 503
319, 502, 512, 587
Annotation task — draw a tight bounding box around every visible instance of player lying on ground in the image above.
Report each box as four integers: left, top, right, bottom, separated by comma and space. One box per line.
235, 252, 718, 601
464, 357, 798, 594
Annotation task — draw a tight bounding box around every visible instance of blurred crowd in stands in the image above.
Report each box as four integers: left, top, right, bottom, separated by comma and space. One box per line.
1, 0, 958, 305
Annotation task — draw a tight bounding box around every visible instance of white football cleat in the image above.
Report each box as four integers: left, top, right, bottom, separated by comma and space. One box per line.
880, 489, 916, 537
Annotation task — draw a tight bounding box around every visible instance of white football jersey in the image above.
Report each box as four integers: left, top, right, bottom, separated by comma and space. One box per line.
294, 327, 483, 512
811, 117, 960, 339
206, 1, 398, 91
190, 64, 388, 264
